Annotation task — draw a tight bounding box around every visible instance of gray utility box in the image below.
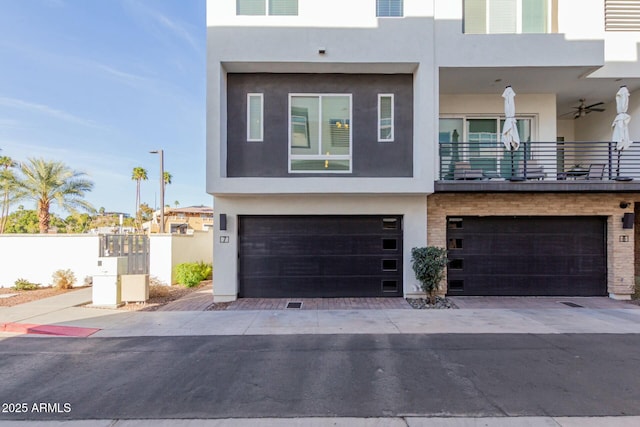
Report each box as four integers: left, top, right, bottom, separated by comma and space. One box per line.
121, 274, 150, 302
92, 257, 127, 307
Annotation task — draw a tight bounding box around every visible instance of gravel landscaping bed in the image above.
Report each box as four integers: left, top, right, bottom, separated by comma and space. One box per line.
406, 296, 458, 309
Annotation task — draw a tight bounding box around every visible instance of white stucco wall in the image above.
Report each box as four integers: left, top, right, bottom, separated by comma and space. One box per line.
439, 93, 557, 142
557, 119, 575, 141
212, 195, 428, 302
149, 234, 173, 286
0, 235, 100, 288
575, 88, 640, 142
149, 231, 214, 285
170, 230, 214, 283
207, 0, 437, 196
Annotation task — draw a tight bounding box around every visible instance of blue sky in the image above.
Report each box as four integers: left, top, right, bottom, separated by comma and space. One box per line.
0, 0, 207, 216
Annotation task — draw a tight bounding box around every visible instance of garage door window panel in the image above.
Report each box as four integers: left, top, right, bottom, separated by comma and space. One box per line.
382, 238, 398, 250
290, 94, 352, 173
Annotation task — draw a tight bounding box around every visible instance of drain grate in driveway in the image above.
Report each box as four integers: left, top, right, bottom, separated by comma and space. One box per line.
286, 301, 303, 309
560, 301, 584, 308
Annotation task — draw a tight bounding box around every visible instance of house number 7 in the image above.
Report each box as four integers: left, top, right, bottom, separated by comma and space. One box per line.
220, 236, 230, 243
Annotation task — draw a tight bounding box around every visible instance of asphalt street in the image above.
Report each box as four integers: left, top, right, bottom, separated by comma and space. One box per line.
1, 334, 639, 421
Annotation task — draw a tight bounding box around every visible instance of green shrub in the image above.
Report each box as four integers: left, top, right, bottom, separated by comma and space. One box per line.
51, 269, 76, 290
175, 261, 213, 288
13, 278, 40, 291
411, 246, 448, 303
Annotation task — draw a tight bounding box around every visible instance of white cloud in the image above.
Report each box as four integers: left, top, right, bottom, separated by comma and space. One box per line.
124, 0, 203, 54
0, 96, 100, 128
88, 61, 154, 88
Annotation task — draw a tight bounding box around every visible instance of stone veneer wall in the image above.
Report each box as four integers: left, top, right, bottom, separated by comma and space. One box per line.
426, 193, 640, 298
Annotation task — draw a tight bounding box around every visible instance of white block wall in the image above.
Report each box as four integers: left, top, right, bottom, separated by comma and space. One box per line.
0, 235, 100, 288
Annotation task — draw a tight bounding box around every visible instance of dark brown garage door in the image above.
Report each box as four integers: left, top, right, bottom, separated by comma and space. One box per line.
238, 215, 403, 298
446, 216, 607, 296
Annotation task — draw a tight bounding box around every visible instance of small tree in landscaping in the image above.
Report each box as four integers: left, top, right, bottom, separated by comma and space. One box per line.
411, 246, 448, 303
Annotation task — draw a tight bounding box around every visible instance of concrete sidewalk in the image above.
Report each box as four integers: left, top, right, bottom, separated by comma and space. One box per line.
1, 287, 640, 337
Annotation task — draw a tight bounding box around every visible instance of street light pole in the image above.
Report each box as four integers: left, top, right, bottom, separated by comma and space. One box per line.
149, 149, 165, 233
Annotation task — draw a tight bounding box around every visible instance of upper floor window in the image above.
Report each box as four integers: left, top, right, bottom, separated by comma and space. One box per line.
247, 93, 263, 141
289, 94, 352, 173
605, 0, 640, 31
377, 0, 403, 17
236, 0, 298, 16
378, 94, 394, 142
464, 0, 548, 34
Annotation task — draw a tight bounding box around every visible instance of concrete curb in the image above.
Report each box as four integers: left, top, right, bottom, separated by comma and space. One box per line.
1, 417, 640, 426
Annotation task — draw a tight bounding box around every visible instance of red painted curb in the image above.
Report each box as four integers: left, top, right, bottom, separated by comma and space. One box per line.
0, 323, 100, 337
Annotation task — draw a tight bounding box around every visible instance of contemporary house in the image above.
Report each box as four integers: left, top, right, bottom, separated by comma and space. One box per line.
207, 0, 640, 302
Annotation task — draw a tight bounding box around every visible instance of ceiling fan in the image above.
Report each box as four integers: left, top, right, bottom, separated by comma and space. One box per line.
568, 99, 606, 119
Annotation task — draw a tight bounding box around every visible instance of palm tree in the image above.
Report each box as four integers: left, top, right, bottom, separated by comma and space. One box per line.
131, 167, 148, 229
13, 158, 94, 234
0, 156, 17, 233
163, 171, 172, 186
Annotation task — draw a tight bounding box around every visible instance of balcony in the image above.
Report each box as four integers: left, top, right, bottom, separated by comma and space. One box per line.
436, 141, 640, 193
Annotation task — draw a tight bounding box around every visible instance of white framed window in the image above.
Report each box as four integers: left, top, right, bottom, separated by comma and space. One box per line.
378, 94, 394, 142
289, 94, 352, 173
463, 0, 549, 34
247, 93, 263, 141
376, 0, 403, 17
237, 0, 298, 16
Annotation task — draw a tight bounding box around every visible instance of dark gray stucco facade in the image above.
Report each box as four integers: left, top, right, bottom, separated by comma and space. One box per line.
226, 73, 413, 177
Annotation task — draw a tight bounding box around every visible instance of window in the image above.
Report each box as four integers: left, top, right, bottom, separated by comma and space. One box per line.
236, 0, 298, 16
377, 0, 403, 17
378, 94, 394, 142
439, 116, 534, 179
269, 0, 298, 15
605, 0, 640, 31
289, 94, 352, 173
237, 0, 265, 15
463, 0, 548, 34
247, 93, 263, 141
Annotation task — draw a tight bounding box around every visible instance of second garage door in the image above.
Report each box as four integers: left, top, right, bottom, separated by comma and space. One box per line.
238, 215, 403, 298
446, 216, 607, 296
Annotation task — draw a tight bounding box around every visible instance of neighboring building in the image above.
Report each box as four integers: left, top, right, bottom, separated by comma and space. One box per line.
207, 0, 640, 301
145, 205, 214, 234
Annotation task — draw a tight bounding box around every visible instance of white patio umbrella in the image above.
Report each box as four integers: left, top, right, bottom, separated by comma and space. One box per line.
612, 85, 631, 178
501, 86, 521, 179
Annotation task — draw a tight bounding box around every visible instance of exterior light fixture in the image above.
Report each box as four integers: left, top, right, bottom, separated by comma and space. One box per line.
219, 214, 227, 231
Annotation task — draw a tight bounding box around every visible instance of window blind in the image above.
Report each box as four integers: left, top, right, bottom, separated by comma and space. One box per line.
522, 0, 547, 33
376, 0, 403, 17
463, 0, 487, 34
605, 0, 640, 31
489, 0, 517, 34
269, 0, 298, 16
237, 0, 265, 15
